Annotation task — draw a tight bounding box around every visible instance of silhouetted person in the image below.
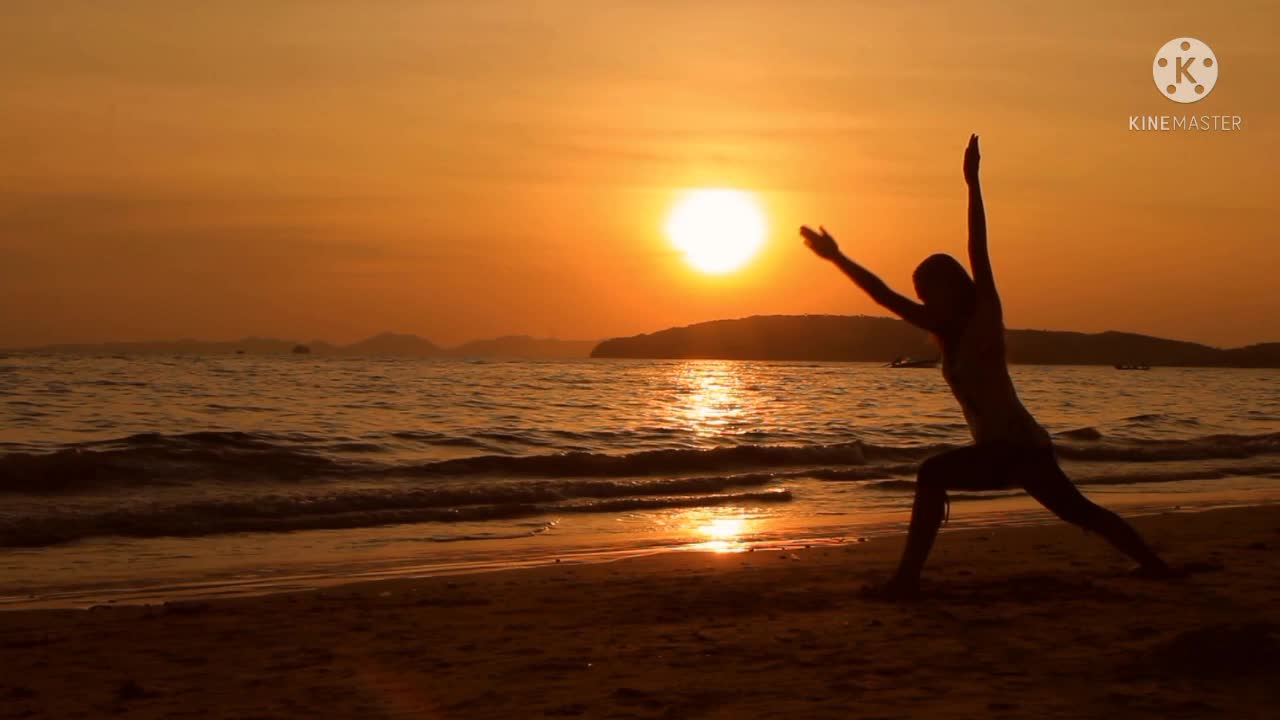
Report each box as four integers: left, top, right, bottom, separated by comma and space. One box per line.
802, 135, 1173, 599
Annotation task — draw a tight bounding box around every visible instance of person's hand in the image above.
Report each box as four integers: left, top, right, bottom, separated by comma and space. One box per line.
964, 133, 980, 185
800, 226, 841, 261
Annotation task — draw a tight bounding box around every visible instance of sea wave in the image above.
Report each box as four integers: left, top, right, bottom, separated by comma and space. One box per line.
2, 428, 1278, 546
0, 431, 343, 492
0, 489, 792, 547
854, 462, 1280, 491
1054, 433, 1280, 462
3, 429, 1280, 493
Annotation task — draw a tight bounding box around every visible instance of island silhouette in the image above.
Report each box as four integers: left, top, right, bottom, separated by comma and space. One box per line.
591, 315, 1280, 368
9, 318, 1278, 366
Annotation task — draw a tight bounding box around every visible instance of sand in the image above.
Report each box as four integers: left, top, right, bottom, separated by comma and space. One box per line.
2, 505, 1278, 719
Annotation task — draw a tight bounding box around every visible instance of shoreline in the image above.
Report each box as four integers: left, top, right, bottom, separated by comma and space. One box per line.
4, 487, 1278, 611
1, 504, 1277, 718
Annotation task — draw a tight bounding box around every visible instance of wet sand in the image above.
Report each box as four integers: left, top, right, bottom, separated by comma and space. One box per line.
2, 505, 1278, 719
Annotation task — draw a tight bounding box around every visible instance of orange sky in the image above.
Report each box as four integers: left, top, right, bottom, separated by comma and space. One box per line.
2, 1, 1277, 348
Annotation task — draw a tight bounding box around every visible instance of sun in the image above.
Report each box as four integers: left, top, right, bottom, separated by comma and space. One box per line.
664, 189, 767, 274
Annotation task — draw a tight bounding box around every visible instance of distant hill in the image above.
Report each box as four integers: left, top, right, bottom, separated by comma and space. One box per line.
593, 315, 930, 362
590, 315, 1280, 368
1219, 343, 1280, 368
13, 333, 596, 359
342, 332, 441, 357
449, 336, 597, 359
13, 337, 305, 356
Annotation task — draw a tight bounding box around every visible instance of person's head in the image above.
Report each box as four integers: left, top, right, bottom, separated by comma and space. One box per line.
912, 253, 976, 327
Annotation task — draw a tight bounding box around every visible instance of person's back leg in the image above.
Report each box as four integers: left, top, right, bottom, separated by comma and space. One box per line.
1024, 458, 1171, 574
881, 445, 1008, 596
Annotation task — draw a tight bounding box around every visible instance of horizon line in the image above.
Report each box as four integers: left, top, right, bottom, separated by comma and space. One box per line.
3, 314, 1277, 353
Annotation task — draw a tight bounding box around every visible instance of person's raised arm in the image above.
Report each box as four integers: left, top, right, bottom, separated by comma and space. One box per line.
801, 226, 938, 333
964, 134, 1000, 309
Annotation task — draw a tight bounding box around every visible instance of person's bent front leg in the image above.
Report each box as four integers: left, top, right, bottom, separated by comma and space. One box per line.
884, 456, 952, 595
862, 445, 1002, 600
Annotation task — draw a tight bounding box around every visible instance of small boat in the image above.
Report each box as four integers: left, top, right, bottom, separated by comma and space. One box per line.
1114, 363, 1151, 370
889, 356, 939, 369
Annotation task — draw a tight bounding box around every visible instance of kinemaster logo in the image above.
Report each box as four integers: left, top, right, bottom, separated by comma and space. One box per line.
1130, 37, 1243, 132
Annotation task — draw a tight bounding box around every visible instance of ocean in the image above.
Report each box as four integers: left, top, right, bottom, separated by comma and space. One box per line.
2, 354, 1278, 607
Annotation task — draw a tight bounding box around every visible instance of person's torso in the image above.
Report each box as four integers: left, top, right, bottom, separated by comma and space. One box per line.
940, 300, 1051, 447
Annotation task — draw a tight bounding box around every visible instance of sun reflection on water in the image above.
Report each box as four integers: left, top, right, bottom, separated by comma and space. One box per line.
683, 510, 751, 553
673, 362, 748, 437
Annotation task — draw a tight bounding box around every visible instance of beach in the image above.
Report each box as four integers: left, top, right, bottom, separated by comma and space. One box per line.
3, 504, 1277, 719
5, 2, 1280, 717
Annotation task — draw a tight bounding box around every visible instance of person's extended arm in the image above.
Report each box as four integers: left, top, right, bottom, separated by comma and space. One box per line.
964, 134, 1000, 309
801, 226, 938, 332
